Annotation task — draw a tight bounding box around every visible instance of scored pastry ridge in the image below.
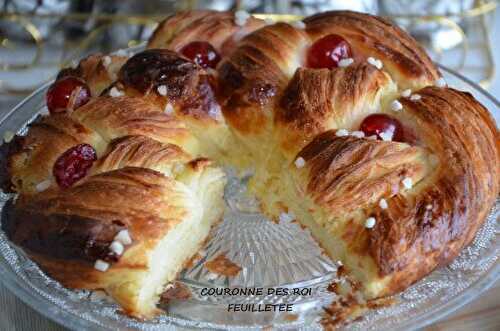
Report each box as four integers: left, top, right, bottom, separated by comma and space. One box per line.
3, 9, 499, 320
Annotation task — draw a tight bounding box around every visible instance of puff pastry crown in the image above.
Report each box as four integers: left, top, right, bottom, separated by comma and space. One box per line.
3, 9, 499, 315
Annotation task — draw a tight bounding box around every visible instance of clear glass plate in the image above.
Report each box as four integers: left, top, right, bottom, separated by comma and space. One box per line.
0, 63, 498, 331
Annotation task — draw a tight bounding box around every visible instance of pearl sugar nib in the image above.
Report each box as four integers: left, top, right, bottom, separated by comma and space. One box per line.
391, 100, 403, 112
109, 87, 123, 98
114, 229, 132, 245
365, 217, 376, 229
402, 177, 413, 189
110, 241, 124, 256
294, 157, 305, 168
235, 10, 250, 26
102, 55, 112, 67
164, 103, 174, 115
379, 198, 388, 209
335, 129, 349, 137
94, 259, 109, 272
157, 85, 167, 96
401, 89, 412, 98
291, 20, 306, 29
350, 130, 365, 138
35, 179, 52, 192
410, 94, 421, 101
367, 57, 383, 70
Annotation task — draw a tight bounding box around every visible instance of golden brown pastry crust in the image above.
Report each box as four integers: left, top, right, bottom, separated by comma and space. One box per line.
91, 135, 191, 176
7, 114, 105, 193
276, 63, 395, 156
303, 11, 440, 88
71, 95, 199, 154
218, 10, 440, 139
298, 134, 430, 215
295, 86, 499, 296
218, 22, 307, 135
148, 10, 266, 56
370, 87, 499, 293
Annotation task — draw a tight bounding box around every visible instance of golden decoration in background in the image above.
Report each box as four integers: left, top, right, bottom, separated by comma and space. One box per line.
0, 0, 497, 95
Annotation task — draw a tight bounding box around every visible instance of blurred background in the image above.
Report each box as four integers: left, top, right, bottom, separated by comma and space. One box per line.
0, 1, 499, 330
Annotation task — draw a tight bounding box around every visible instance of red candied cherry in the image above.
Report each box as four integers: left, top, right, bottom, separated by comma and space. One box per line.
307, 34, 352, 69
53, 144, 97, 188
46, 76, 91, 114
180, 41, 221, 69
360, 114, 404, 142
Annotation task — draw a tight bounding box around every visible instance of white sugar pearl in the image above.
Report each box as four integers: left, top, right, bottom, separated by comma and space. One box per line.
114, 230, 132, 245
402, 177, 413, 189
164, 103, 174, 114
102, 55, 111, 67
351, 131, 365, 138
291, 20, 306, 29
338, 58, 354, 67
109, 241, 124, 255
391, 100, 403, 112
401, 89, 412, 97
94, 259, 109, 272
367, 57, 383, 69
435, 77, 447, 87
365, 217, 376, 228
35, 179, 52, 192
367, 57, 377, 67
379, 198, 388, 209
157, 85, 167, 96
109, 87, 123, 97
410, 94, 421, 101
235, 10, 250, 26
335, 129, 349, 137
294, 157, 305, 168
